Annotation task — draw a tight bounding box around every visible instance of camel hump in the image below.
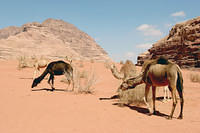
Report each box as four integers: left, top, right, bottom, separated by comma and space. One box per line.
156, 56, 169, 65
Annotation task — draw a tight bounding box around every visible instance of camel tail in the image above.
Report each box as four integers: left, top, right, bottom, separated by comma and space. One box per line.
176, 65, 184, 93
31, 68, 49, 88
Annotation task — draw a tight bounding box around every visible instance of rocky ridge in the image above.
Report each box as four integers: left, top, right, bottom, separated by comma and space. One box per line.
0, 18, 110, 61
137, 16, 200, 68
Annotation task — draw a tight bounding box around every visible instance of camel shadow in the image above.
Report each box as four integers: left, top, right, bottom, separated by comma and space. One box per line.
99, 94, 119, 100
20, 77, 33, 80
127, 105, 168, 117
31, 88, 70, 92
113, 103, 169, 118
156, 96, 172, 101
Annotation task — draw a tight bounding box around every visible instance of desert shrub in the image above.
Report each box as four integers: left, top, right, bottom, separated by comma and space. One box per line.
79, 70, 88, 79
73, 68, 97, 94
104, 61, 112, 69
190, 72, 200, 83
17, 55, 34, 69
118, 84, 152, 106
90, 59, 95, 63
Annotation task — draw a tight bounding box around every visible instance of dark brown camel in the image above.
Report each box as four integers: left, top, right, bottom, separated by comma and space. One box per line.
120, 57, 184, 119
31, 60, 74, 91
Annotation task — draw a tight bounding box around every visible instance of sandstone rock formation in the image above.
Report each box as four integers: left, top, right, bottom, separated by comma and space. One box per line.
0, 18, 110, 61
137, 16, 200, 68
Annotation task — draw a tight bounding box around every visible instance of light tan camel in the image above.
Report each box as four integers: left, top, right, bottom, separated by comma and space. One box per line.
18, 56, 49, 79
110, 60, 137, 81
120, 57, 184, 119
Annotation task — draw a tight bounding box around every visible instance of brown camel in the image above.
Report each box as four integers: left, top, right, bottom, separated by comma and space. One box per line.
102, 60, 150, 105
120, 57, 184, 119
32, 60, 74, 91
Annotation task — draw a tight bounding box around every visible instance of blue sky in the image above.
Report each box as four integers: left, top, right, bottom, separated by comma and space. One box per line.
0, 0, 199, 63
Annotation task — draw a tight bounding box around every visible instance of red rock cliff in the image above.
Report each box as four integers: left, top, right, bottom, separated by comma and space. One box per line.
137, 16, 200, 68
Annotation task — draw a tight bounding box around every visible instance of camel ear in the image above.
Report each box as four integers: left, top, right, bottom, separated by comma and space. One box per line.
65, 56, 73, 64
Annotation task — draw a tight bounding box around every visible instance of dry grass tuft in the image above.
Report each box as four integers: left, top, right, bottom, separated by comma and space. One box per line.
90, 59, 95, 63
104, 60, 112, 70
189, 72, 200, 83
73, 68, 97, 94
17, 55, 35, 69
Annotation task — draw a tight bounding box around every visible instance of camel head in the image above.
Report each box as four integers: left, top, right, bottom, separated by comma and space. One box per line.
110, 64, 116, 70
119, 73, 144, 91
119, 81, 129, 91
31, 78, 40, 88
119, 78, 137, 91
65, 56, 73, 64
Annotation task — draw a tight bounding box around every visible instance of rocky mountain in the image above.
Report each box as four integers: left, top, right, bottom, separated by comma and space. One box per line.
0, 18, 110, 61
137, 16, 200, 68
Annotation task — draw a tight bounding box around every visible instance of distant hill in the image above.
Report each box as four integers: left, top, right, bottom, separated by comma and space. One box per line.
0, 18, 110, 61
137, 16, 200, 68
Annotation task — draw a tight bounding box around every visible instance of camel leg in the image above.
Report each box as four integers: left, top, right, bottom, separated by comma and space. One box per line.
48, 74, 55, 91
33, 64, 39, 79
64, 71, 74, 91
177, 84, 184, 119
167, 86, 170, 100
51, 75, 55, 91
71, 73, 74, 91
163, 86, 170, 102
163, 87, 166, 101
33, 69, 37, 79
143, 84, 152, 114
152, 86, 156, 114
64, 72, 71, 90
168, 85, 177, 119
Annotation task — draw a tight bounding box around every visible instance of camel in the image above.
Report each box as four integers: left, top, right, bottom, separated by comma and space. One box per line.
103, 60, 150, 105
110, 60, 137, 81
120, 57, 184, 119
109, 60, 138, 94
18, 56, 49, 79
31, 60, 74, 91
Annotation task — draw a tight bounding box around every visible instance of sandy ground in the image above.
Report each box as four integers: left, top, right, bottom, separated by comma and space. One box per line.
0, 60, 200, 133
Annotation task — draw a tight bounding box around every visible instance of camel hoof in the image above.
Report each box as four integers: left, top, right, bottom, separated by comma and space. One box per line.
177, 115, 183, 119
146, 113, 153, 116
153, 111, 157, 115
51, 88, 55, 91
166, 116, 172, 120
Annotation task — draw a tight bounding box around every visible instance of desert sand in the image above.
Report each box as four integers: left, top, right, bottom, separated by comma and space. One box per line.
0, 60, 200, 133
